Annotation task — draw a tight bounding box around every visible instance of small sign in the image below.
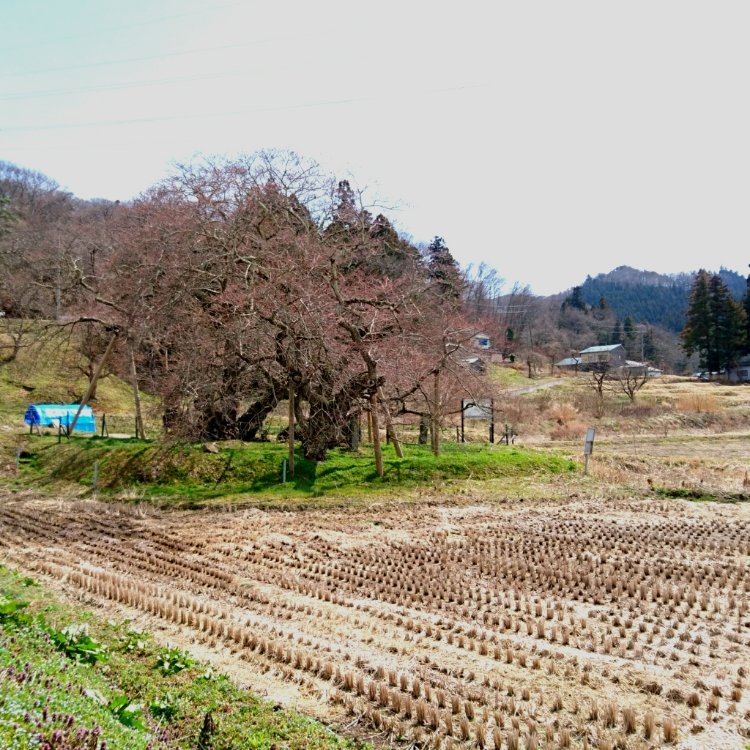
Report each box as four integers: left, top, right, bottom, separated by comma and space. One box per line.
583, 427, 596, 455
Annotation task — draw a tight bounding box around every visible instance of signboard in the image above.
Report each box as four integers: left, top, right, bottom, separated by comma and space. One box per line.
462, 399, 493, 420
583, 427, 596, 455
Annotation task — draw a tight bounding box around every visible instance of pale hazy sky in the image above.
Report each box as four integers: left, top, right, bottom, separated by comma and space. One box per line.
2, 1, 749, 295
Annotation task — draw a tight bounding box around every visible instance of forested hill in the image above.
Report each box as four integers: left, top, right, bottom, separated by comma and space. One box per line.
577, 266, 746, 332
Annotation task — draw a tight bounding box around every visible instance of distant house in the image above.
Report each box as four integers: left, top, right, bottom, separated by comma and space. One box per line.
555, 356, 582, 371
473, 333, 491, 350
579, 344, 627, 370
728, 355, 750, 383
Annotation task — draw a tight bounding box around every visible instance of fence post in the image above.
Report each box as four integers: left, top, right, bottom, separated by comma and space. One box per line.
93, 461, 99, 492
282, 459, 287, 484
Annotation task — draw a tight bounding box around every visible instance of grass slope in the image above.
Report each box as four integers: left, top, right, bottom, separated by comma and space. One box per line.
12, 437, 576, 505
0, 566, 363, 750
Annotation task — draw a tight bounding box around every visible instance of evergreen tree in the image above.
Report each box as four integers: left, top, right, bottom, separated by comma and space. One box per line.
610, 319, 623, 345
564, 286, 586, 311
744, 267, 750, 348
682, 270, 747, 372
642, 326, 657, 362
708, 273, 746, 369
426, 236, 462, 300
623, 315, 638, 359
682, 270, 715, 370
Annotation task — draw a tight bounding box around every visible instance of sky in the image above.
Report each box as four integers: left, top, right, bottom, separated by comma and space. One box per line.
2, 1, 749, 296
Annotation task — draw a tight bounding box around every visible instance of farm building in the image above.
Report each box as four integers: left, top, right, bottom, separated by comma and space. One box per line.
24, 404, 96, 433
579, 344, 627, 369
555, 356, 582, 371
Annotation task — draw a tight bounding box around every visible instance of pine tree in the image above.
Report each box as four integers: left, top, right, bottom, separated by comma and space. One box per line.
744, 267, 750, 348
682, 270, 747, 372
682, 270, 713, 369
565, 286, 586, 311
610, 319, 623, 346
623, 315, 638, 359
708, 273, 746, 370
642, 326, 657, 362
426, 236, 462, 300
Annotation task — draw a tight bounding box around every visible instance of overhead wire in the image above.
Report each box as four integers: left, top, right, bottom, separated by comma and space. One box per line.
2, 83, 483, 134
2, 1, 248, 54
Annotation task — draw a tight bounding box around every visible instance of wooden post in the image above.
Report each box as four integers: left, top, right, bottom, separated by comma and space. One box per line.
489, 399, 495, 444
460, 400, 465, 443
129, 344, 145, 440
370, 392, 383, 477
70, 331, 118, 433
287, 382, 295, 478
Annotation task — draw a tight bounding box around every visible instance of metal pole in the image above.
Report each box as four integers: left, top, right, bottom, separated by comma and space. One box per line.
460, 400, 465, 443
282, 459, 287, 484
93, 461, 99, 492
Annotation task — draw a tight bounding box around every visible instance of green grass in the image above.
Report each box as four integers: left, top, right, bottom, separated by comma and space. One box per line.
488, 364, 534, 387
10, 436, 576, 505
0, 566, 364, 750
653, 485, 749, 503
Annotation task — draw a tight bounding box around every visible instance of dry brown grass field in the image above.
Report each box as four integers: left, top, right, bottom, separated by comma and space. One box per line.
1, 374, 749, 749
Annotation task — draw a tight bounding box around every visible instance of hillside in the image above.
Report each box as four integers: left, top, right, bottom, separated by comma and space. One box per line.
575, 266, 746, 332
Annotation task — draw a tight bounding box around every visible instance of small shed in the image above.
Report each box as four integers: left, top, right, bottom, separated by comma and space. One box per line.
24, 404, 96, 433
555, 356, 582, 370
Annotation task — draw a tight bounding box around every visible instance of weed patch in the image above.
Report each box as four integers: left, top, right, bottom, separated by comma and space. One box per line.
0, 566, 363, 750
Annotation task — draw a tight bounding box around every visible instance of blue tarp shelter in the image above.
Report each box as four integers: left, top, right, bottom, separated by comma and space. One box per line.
24, 404, 96, 433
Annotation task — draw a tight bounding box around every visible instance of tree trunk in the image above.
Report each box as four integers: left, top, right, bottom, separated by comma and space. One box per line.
237, 394, 277, 441
347, 413, 360, 451
370, 392, 383, 477
377, 386, 403, 458
70, 331, 118, 433
129, 345, 145, 439
288, 383, 295, 478
431, 370, 441, 457
418, 415, 429, 444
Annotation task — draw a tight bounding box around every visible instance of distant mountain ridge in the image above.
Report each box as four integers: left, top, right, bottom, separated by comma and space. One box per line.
575, 266, 746, 332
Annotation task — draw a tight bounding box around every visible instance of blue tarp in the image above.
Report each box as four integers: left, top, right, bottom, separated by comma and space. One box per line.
24, 404, 96, 433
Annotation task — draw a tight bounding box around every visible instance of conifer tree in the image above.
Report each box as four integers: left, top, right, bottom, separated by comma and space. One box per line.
426, 236, 462, 300
682, 269, 747, 372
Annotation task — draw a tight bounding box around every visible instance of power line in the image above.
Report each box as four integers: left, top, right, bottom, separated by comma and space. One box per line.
0, 67, 250, 102
0, 39, 258, 79
2, 1, 247, 53
1, 83, 483, 134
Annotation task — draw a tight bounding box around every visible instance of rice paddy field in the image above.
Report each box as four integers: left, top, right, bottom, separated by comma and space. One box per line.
1, 489, 748, 750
